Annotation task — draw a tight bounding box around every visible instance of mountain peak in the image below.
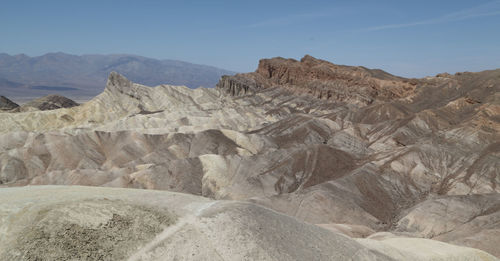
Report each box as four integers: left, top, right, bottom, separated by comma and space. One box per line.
300, 54, 324, 64
106, 72, 133, 92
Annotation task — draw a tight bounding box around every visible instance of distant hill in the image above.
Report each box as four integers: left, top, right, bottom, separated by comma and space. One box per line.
0, 95, 19, 110
0, 52, 235, 100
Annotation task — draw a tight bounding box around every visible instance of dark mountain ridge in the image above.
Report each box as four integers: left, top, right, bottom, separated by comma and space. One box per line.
0, 52, 235, 100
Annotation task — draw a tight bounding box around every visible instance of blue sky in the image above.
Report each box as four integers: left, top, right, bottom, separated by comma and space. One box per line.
1, 0, 500, 77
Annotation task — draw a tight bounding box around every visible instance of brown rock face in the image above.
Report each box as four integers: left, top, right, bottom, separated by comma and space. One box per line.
216, 75, 263, 96
218, 55, 418, 104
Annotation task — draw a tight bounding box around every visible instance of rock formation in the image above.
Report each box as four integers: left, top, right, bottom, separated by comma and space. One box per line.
0, 55, 499, 260
0, 95, 19, 110
13, 94, 79, 112
217, 55, 419, 104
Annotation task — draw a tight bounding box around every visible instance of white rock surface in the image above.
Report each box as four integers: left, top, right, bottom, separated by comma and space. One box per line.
0, 186, 497, 261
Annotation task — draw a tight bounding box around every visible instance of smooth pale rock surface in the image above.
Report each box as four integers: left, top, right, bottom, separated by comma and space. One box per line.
395, 194, 500, 257
317, 223, 376, 238
0, 186, 497, 261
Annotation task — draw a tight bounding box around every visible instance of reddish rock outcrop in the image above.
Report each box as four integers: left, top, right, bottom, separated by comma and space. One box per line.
218, 55, 418, 105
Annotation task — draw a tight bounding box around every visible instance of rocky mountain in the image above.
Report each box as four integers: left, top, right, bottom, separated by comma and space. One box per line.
0, 52, 235, 100
0, 55, 498, 260
217, 55, 418, 104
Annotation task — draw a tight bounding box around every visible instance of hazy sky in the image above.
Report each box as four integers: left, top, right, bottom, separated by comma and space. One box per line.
1, 0, 500, 77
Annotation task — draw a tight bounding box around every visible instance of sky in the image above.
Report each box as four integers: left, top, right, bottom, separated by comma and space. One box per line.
1, 0, 500, 77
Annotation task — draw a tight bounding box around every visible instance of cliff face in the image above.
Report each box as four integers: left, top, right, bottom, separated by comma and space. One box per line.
217, 55, 418, 104
216, 75, 262, 96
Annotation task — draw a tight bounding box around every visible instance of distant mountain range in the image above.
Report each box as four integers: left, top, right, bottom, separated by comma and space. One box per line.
0, 52, 235, 100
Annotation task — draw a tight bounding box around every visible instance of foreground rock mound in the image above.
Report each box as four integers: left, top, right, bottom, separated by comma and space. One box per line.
0, 186, 496, 261
0, 55, 499, 259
